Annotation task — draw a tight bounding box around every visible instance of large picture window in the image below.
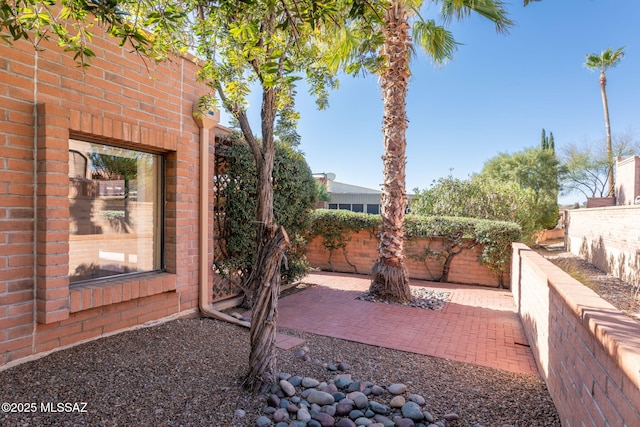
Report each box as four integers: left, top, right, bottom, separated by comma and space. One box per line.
68, 140, 163, 283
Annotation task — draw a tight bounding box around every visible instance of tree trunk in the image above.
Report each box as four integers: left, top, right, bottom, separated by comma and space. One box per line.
243, 222, 288, 393
599, 71, 615, 198
242, 84, 289, 393
369, 1, 411, 304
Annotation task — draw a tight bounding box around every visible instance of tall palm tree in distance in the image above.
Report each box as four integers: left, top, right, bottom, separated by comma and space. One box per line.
585, 47, 625, 198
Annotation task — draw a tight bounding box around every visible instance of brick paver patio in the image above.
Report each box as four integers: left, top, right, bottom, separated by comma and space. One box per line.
276, 271, 538, 375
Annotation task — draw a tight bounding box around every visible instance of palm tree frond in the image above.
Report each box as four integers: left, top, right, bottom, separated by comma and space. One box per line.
440, 0, 513, 34
585, 46, 626, 72
413, 19, 458, 64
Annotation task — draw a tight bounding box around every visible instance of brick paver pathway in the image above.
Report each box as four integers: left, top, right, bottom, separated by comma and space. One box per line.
276, 271, 538, 375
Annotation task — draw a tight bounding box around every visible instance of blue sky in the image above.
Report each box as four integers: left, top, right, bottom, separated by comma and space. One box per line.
220, 0, 640, 205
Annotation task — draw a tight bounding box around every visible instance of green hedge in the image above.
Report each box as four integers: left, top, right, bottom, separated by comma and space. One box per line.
214, 137, 318, 286
308, 209, 521, 278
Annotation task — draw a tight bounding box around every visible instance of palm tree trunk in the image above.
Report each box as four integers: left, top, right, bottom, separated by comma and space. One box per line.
369, 1, 411, 304
599, 71, 615, 198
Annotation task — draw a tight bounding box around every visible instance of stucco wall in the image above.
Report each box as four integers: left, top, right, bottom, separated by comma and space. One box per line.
565, 206, 640, 287
615, 156, 640, 206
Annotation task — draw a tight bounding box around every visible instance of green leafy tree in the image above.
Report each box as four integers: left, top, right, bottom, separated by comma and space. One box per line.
411, 175, 537, 240
585, 46, 625, 197
559, 132, 640, 199
329, 0, 513, 303
214, 134, 317, 294
541, 128, 554, 152
480, 147, 559, 230
2, 0, 341, 392
0, 0, 189, 67
192, 0, 343, 392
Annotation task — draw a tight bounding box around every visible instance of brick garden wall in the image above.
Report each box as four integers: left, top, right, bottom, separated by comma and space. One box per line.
0, 22, 217, 367
306, 230, 509, 288
565, 206, 640, 287
511, 243, 640, 426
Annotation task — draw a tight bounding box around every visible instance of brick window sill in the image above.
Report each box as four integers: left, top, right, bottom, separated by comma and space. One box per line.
69, 272, 176, 313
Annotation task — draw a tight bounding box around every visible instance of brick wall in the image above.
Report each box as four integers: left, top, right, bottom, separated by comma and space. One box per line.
306, 230, 509, 288
511, 243, 640, 426
0, 22, 218, 367
565, 206, 640, 287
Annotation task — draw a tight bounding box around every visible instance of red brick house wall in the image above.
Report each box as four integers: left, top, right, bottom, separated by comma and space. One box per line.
0, 26, 218, 367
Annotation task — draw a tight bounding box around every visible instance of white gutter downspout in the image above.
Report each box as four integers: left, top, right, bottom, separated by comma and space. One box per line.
193, 104, 250, 328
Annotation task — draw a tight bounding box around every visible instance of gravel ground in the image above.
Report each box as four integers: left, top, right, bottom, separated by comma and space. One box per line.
539, 249, 640, 321
0, 317, 560, 427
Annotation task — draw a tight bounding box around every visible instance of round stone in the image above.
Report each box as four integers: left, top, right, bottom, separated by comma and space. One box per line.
334, 375, 353, 390
369, 401, 390, 415
348, 409, 364, 420
351, 392, 368, 409
302, 377, 321, 388
443, 413, 460, 421
321, 404, 336, 416
336, 418, 356, 427
371, 385, 385, 396
408, 394, 425, 406
267, 394, 280, 408
307, 390, 335, 406
347, 380, 365, 393
388, 383, 407, 395
373, 414, 395, 427
280, 379, 296, 397
332, 392, 346, 402
313, 411, 335, 427
390, 395, 406, 408
335, 402, 353, 416
279, 372, 292, 380
297, 406, 312, 422
324, 383, 338, 393
423, 411, 434, 423
234, 409, 246, 418
273, 408, 289, 422
401, 402, 424, 421
289, 376, 303, 387
337, 362, 351, 371
255, 415, 271, 427
395, 418, 416, 427
287, 403, 299, 413
355, 417, 374, 426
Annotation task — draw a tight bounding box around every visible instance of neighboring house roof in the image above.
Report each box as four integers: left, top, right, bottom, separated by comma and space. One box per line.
328, 180, 382, 195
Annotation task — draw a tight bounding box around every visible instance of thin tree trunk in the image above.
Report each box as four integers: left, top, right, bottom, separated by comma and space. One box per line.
243, 221, 288, 393
219, 79, 287, 392
369, 1, 411, 304
599, 71, 615, 198
242, 84, 288, 393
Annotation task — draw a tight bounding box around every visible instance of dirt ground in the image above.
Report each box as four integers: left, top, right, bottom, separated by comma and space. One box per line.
534, 241, 640, 321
